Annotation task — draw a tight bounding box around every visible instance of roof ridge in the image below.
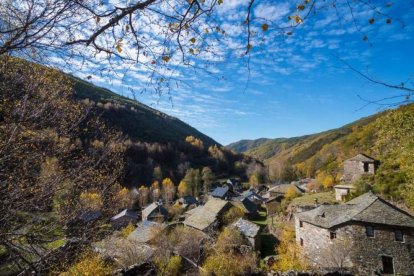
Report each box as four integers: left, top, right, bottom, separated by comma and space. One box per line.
350, 195, 378, 220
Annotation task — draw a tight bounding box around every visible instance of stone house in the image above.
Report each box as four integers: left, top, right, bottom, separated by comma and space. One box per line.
341, 153, 378, 183
295, 192, 414, 275
232, 218, 261, 250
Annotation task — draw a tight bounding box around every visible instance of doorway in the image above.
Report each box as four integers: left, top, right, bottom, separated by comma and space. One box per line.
381, 256, 394, 274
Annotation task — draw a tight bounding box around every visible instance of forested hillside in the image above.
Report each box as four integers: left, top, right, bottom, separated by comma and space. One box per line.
0, 57, 259, 274
228, 106, 414, 209
73, 78, 218, 147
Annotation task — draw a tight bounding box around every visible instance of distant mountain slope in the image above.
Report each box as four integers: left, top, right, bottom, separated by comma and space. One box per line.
73, 78, 219, 147
227, 114, 379, 162
226, 138, 270, 153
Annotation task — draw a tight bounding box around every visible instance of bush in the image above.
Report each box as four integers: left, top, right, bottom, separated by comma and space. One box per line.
61, 251, 113, 276
271, 226, 308, 272
120, 222, 135, 238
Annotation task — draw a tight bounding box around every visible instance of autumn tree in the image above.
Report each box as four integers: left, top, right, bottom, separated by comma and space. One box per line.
151, 181, 161, 202
138, 186, 150, 207
183, 168, 202, 196
271, 225, 308, 271
0, 57, 125, 273
153, 166, 163, 182
202, 227, 257, 275
178, 180, 190, 197
185, 136, 204, 151
162, 177, 176, 203
201, 167, 214, 195
0, 0, 411, 101
284, 186, 300, 201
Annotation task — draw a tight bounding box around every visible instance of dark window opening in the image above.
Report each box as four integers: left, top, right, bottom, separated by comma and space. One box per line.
299, 221, 303, 227
300, 238, 303, 246
366, 226, 374, 237
330, 232, 337, 239
363, 162, 369, 172
395, 230, 404, 242
382, 256, 394, 274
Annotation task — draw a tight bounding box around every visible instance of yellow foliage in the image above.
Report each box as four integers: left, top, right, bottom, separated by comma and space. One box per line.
284, 186, 299, 200
202, 228, 257, 275
222, 206, 245, 225
61, 252, 113, 276
177, 180, 190, 197
166, 255, 182, 276
271, 226, 308, 272
116, 187, 131, 208
316, 171, 335, 189
249, 174, 259, 188
120, 222, 135, 238
79, 191, 102, 211
185, 136, 204, 150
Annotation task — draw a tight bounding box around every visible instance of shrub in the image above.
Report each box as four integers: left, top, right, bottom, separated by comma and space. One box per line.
61, 251, 113, 276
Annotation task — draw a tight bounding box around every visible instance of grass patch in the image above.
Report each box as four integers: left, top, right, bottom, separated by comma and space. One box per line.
290, 191, 336, 206
45, 238, 66, 250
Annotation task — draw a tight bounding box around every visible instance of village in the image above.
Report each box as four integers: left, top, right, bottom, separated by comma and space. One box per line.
81, 154, 414, 275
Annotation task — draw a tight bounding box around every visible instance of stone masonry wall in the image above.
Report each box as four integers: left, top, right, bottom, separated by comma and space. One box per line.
295, 217, 414, 275
349, 223, 414, 275
342, 160, 375, 182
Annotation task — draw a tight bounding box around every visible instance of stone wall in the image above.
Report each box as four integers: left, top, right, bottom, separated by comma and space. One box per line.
349, 223, 414, 275
342, 160, 375, 182
294, 218, 354, 272
294, 217, 414, 275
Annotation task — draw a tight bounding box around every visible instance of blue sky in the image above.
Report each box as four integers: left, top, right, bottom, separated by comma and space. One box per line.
66, 0, 414, 145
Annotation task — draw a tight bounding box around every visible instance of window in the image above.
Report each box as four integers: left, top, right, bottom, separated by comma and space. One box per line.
330, 232, 337, 239
366, 226, 374, 237
363, 162, 369, 172
300, 238, 304, 246
299, 221, 303, 227
395, 230, 404, 242
381, 256, 394, 274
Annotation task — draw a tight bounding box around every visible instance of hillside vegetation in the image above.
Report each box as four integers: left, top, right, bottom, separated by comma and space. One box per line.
73, 77, 218, 147
228, 105, 414, 209
0, 57, 259, 274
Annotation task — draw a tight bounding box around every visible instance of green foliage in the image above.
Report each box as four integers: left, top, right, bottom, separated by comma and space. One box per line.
183, 168, 202, 196
230, 104, 414, 210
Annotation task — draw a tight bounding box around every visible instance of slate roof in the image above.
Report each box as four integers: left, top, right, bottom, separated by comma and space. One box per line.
178, 195, 199, 205
296, 192, 414, 229
346, 153, 376, 163
233, 197, 258, 214
269, 184, 304, 195
128, 221, 166, 243
242, 190, 265, 202
183, 208, 217, 231
183, 198, 230, 231
232, 218, 260, 238
142, 202, 168, 221
210, 185, 230, 198
79, 211, 102, 223
111, 209, 138, 221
